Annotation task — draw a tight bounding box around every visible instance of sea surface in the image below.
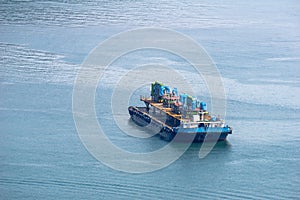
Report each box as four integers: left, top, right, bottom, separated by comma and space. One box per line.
1, 0, 300, 199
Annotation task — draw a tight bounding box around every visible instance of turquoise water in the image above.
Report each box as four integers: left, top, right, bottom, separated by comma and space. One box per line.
1, 1, 300, 199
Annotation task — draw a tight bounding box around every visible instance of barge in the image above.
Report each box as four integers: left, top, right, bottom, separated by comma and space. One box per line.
128, 81, 232, 142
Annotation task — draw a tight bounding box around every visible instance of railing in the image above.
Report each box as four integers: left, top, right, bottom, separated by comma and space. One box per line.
180, 120, 225, 128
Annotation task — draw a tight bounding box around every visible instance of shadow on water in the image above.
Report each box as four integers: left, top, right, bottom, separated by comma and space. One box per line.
190, 140, 232, 151
166, 141, 233, 169
161, 140, 233, 178
173, 140, 232, 158
122, 118, 233, 160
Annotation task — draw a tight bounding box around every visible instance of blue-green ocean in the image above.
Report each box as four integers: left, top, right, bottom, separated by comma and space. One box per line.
1, 1, 299, 199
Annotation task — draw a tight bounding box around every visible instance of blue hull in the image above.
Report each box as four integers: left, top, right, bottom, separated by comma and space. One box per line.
128, 106, 232, 143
